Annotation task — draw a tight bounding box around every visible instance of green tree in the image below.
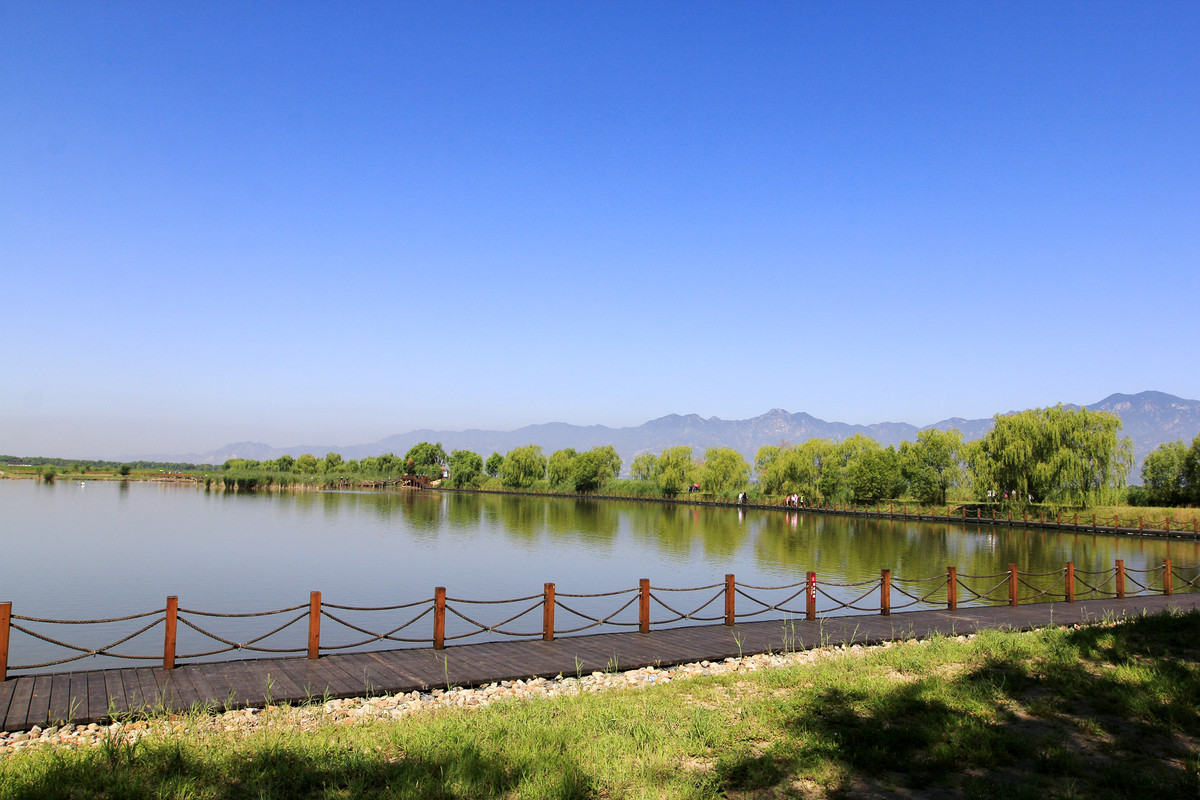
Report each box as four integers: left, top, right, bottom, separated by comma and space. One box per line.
484, 452, 504, 477
967, 405, 1133, 507
272, 454, 295, 472
571, 446, 622, 492
630, 453, 658, 481
1141, 440, 1187, 505
447, 449, 484, 487
294, 453, 320, 474
501, 445, 547, 489
845, 444, 903, 503
653, 446, 697, 497
700, 447, 750, 495
547, 449, 578, 489
322, 452, 344, 473
1185, 434, 1200, 505
404, 442, 447, 479
900, 428, 963, 505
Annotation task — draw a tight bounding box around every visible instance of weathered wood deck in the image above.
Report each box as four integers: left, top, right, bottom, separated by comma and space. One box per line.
3, 593, 1198, 732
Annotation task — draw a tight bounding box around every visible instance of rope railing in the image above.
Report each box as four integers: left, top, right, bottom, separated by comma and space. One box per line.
1, 559, 1196, 679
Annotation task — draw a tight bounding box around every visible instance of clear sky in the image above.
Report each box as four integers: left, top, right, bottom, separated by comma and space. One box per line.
3, 1, 1198, 460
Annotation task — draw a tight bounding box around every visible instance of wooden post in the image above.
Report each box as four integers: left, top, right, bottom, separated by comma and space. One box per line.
977, 507, 981, 520
0, 601, 10, 683
1116, 560, 1126, 599
543, 583, 555, 641
163, 595, 178, 670
1057, 509, 1061, 525
1074, 512, 1078, 527
947, 567, 957, 611
434, 587, 446, 650
1065, 563, 1075, 602
1165, 517, 1171, 534
1091, 513, 1096, 529
1164, 559, 1173, 596
880, 569, 891, 616
806, 572, 817, 621
639, 578, 650, 633
962, 507, 966, 520
1009, 565, 1019, 606
724, 574, 736, 626
308, 591, 321, 659
1114, 514, 1119, 531
1139, 516, 1143, 531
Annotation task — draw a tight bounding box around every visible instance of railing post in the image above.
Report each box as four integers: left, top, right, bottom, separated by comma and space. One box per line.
0, 601, 10, 682
724, 574, 735, 626
1139, 516, 1143, 531
308, 591, 321, 659
163, 595, 178, 670
1065, 563, 1075, 602
806, 572, 817, 621
434, 587, 446, 650
1164, 559, 1173, 596
1116, 560, 1126, 599
880, 569, 891, 616
1165, 518, 1171, 534
1008, 565, 1019, 606
543, 583, 555, 641
639, 578, 650, 633
947, 567, 957, 611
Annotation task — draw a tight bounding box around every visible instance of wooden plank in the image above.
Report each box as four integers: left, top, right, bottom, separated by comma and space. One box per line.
68, 673, 90, 724
0, 677, 15, 729
46, 674, 74, 726
177, 664, 220, 712
101, 670, 128, 717
117, 668, 146, 715
25, 674, 53, 729
134, 668, 163, 714
87, 669, 109, 722
258, 658, 327, 704
3, 676, 34, 731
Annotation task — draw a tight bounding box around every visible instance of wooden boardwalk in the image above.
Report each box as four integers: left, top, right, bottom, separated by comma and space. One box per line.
3, 593, 1198, 732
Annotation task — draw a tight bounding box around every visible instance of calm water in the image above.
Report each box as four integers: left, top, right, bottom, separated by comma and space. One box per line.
3, 479, 1197, 672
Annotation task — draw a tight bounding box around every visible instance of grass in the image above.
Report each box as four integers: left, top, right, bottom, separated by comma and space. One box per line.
3, 611, 1200, 798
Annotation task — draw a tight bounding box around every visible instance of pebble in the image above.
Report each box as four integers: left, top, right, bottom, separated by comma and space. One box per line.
0, 634, 984, 756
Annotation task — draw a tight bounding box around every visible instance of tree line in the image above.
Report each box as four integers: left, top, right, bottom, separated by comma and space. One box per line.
213, 405, 1196, 508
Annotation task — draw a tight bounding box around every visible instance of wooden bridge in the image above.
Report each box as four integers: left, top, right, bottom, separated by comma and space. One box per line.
3, 592, 1198, 733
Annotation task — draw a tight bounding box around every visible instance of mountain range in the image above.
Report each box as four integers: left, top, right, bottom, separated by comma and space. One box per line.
139, 391, 1200, 480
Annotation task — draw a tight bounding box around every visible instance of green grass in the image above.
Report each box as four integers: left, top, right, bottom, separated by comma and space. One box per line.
4, 611, 1200, 798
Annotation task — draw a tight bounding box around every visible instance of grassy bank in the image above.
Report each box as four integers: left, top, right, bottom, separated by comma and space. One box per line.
3, 611, 1199, 799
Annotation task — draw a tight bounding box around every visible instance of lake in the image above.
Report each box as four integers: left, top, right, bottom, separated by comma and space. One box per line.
3, 479, 1196, 674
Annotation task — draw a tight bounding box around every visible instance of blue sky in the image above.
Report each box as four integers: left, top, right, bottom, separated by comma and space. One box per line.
3, 1, 1197, 459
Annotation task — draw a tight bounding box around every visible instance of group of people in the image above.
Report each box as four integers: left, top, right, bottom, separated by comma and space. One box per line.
784, 493, 807, 507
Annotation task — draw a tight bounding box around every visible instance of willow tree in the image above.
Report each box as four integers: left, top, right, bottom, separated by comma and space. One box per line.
700, 447, 751, 495
755, 439, 834, 500
967, 405, 1132, 507
500, 444, 546, 489
653, 446, 697, 496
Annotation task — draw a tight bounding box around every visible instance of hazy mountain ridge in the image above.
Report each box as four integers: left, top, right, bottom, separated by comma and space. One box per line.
146, 391, 1200, 479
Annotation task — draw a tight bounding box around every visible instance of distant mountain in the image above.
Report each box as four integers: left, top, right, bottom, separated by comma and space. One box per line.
155, 391, 1200, 480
